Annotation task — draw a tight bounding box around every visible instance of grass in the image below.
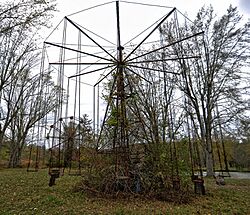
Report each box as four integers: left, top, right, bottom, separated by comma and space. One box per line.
0, 168, 250, 214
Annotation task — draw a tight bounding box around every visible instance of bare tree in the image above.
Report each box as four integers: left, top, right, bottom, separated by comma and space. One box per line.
0, 0, 57, 165
160, 5, 250, 176
6, 70, 60, 167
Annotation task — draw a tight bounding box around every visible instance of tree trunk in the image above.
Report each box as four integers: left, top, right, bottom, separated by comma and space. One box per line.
205, 149, 214, 176
205, 106, 214, 176
8, 144, 22, 168
205, 136, 214, 176
0, 130, 5, 153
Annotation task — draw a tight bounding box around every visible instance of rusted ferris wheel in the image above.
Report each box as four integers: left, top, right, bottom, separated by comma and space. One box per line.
41, 1, 204, 191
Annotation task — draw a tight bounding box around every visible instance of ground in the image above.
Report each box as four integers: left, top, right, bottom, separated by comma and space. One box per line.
0, 168, 250, 214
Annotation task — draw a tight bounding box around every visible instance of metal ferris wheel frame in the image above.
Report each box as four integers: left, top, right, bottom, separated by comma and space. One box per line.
43, 0, 204, 182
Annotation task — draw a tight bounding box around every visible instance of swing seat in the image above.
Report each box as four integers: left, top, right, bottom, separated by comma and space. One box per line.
193, 178, 205, 195
215, 175, 226, 185
50, 169, 60, 177
49, 169, 60, 186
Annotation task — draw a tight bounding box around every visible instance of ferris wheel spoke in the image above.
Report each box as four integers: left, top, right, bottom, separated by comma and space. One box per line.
65, 16, 117, 62
126, 64, 180, 75
126, 31, 204, 63
49, 62, 114, 66
125, 67, 152, 84
60, 49, 117, 79
48, 47, 117, 64
69, 65, 116, 78
45, 41, 113, 62
94, 66, 117, 87
123, 14, 167, 47
126, 55, 201, 64
124, 7, 176, 61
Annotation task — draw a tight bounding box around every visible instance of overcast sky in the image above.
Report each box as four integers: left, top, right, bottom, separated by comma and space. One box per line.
47, 0, 250, 48
54, 0, 250, 22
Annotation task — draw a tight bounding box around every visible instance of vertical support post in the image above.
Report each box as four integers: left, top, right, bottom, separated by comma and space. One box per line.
114, 0, 130, 181
93, 86, 96, 141
97, 84, 100, 134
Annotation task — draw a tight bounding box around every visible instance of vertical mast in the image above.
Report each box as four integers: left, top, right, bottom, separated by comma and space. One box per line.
115, 0, 129, 178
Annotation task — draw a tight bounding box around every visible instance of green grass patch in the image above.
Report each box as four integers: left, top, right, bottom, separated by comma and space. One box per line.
0, 168, 250, 214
